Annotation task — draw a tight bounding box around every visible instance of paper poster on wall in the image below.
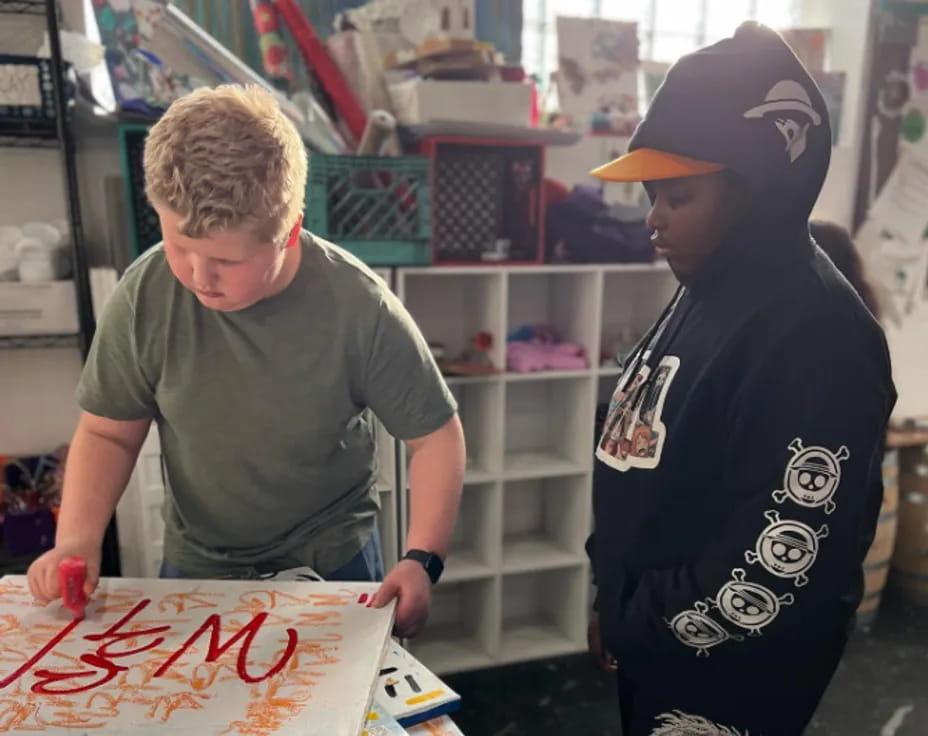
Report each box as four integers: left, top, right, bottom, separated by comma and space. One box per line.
869, 152, 928, 244
0, 576, 395, 735
869, 224, 928, 316
899, 40, 928, 155
88, 0, 189, 115
555, 16, 640, 136
910, 50, 928, 104
859, 152, 928, 319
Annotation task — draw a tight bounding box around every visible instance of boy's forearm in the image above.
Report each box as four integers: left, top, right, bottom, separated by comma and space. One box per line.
404, 417, 465, 559
56, 418, 149, 546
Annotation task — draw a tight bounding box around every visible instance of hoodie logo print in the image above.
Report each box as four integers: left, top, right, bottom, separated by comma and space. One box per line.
596, 355, 680, 472
743, 80, 822, 163
772, 438, 849, 514
665, 601, 742, 656
712, 568, 794, 636
745, 510, 829, 587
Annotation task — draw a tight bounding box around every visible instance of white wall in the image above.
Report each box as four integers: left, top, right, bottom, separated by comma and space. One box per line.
0, 349, 83, 455
804, 0, 874, 229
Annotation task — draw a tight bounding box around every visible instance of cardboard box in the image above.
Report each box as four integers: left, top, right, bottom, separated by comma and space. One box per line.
388, 79, 531, 127
0, 280, 79, 336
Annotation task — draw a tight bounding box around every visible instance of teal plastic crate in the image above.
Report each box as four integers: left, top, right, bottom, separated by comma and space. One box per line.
306, 154, 431, 266
118, 123, 160, 258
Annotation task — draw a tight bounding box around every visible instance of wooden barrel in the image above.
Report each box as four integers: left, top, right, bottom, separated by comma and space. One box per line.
889, 450, 928, 605
856, 449, 899, 629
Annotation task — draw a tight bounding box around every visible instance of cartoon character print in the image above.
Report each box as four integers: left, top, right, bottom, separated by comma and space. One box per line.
712, 568, 794, 636
772, 438, 849, 514
596, 356, 680, 472
745, 510, 829, 587
631, 424, 654, 458
666, 600, 742, 657
598, 369, 646, 458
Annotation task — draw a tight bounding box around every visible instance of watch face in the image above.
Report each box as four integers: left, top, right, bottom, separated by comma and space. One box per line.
426, 555, 443, 581
407, 550, 443, 582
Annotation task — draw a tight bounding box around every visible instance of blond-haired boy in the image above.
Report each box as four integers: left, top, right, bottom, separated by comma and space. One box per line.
27, 85, 465, 637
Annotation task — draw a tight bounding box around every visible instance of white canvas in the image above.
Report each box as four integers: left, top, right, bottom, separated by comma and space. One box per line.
0, 576, 395, 735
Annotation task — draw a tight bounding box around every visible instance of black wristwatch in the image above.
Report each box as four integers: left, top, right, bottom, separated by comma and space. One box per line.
403, 549, 444, 584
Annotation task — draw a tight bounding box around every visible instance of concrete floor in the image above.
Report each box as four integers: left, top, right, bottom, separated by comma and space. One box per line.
444, 592, 928, 735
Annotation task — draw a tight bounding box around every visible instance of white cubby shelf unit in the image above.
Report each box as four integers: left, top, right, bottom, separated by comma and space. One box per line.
395, 263, 677, 674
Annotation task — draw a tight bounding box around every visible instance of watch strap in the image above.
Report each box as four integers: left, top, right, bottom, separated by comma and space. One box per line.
403, 549, 443, 584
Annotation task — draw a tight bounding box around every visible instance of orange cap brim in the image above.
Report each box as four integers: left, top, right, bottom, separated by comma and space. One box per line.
591, 148, 725, 182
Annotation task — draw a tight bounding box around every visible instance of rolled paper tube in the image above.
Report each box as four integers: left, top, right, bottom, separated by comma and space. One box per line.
357, 110, 397, 156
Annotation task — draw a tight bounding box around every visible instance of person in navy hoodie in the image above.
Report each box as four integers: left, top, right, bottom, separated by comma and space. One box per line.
586, 22, 896, 736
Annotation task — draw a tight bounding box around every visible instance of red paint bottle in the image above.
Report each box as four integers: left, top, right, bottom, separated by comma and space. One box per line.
59, 556, 88, 621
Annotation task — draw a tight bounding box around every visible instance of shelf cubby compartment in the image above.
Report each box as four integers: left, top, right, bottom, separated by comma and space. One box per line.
397, 269, 507, 372
503, 376, 594, 479
500, 565, 588, 664
444, 482, 500, 583
502, 475, 588, 574
448, 377, 502, 483
410, 576, 499, 675
506, 269, 600, 376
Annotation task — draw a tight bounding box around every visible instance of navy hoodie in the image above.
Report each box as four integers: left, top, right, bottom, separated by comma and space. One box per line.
589, 23, 896, 734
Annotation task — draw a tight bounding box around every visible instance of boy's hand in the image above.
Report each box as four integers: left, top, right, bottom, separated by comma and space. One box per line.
588, 611, 619, 672
372, 559, 431, 638
27, 539, 101, 603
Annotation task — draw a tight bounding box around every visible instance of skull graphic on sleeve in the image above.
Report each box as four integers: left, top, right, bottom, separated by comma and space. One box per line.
667, 600, 742, 656
772, 438, 849, 514
745, 510, 829, 587
712, 568, 794, 635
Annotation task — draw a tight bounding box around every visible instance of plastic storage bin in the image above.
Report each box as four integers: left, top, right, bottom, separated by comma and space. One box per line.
420, 137, 545, 265
305, 154, 431, 266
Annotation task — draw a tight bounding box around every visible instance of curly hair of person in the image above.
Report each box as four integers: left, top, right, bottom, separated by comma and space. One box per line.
143, 84, 307, 245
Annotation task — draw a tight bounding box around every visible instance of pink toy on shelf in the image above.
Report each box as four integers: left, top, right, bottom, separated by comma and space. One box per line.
506, 324, 589, 373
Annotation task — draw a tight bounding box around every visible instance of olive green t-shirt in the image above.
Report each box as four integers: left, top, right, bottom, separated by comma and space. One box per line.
77, 233, 457, 578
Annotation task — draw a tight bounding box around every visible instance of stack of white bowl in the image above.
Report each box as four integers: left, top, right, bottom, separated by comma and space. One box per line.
0, 220, 72, 284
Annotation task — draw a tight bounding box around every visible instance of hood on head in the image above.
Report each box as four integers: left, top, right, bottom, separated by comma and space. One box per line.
628, 21, 831, 234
